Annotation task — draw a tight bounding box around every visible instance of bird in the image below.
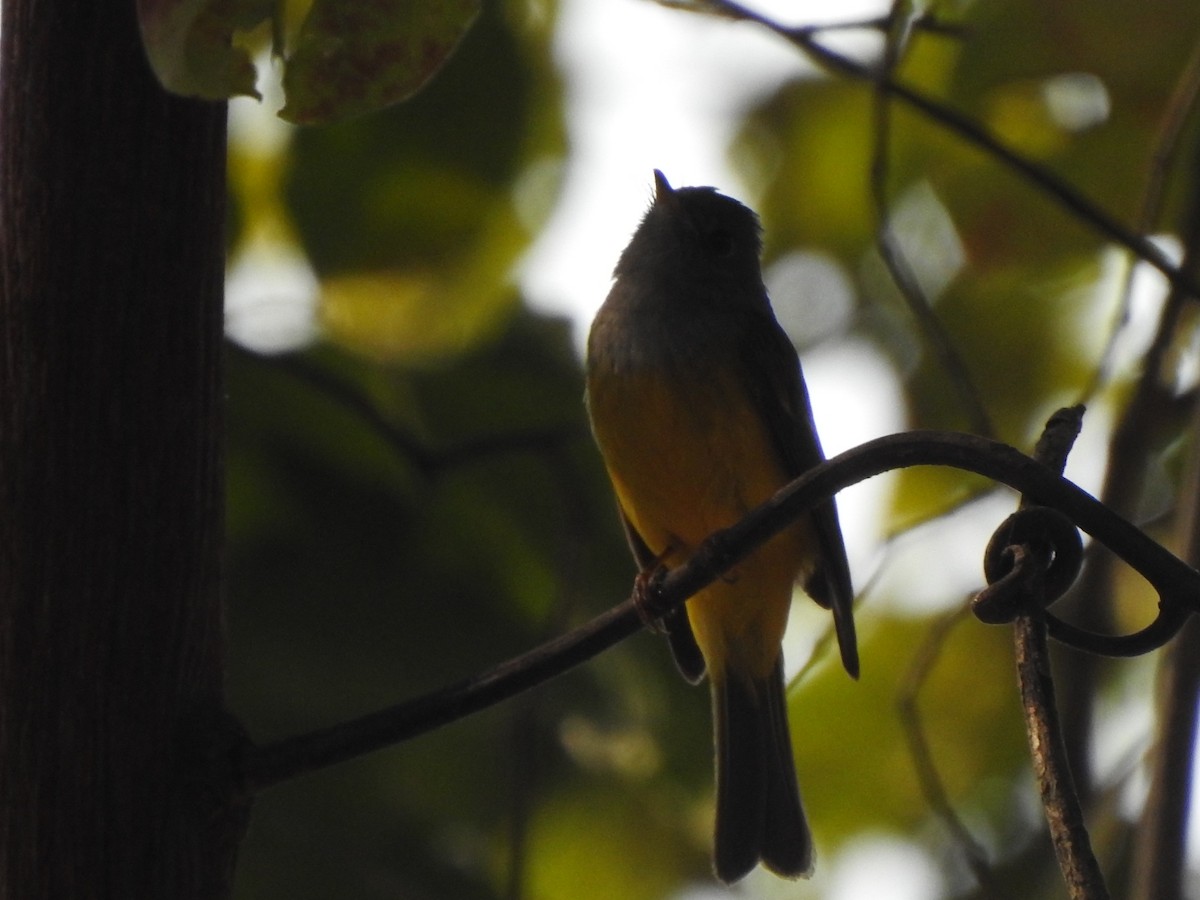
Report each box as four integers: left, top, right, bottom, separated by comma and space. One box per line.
584, 170, 856, 883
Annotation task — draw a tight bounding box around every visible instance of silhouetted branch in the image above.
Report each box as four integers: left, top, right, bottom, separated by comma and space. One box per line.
1052, 38, 1200, 809
869, 0, 995, 436
657, 0, 966, 38
239, 429, 1200, 793
1087, 36, 1200, 398
230, 342, 582, 478
795, 11, 967, 39
897, 604, 994, 887
1129, 110, 1200, 900
503, 447, 591, 899
1130, 422, 1200, 898
696, 0, 1200, 302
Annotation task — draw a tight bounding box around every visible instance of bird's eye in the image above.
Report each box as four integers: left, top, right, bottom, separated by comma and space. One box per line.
705, 228, 735, 258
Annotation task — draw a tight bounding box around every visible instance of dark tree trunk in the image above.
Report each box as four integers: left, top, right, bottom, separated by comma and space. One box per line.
0, 0, 242, 897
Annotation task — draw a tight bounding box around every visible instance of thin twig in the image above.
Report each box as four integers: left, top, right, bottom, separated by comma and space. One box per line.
1128, 123, 1200, 900
1086, 36, 1200, 399
797, 12, 967, 39
238, 430, 1200, 793
869, 0, 994, 437
504, 695, 538, 900
229, 342, 582, 478
503, 445, 591, 900
1048, 40, 1200, 796
241, 594, 644, 792
1128, 401, 1200, 900
696, 0, 1200, 301
655, 0, 966, 37
1055, 167, 1195, 798
896, 603, 993, 886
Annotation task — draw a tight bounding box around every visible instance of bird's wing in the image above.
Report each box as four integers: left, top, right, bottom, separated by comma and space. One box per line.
737, 309, 859, 678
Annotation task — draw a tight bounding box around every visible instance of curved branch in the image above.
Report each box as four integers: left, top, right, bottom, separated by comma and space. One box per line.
737, 432, 1199, 616
238, 430, 1200, 793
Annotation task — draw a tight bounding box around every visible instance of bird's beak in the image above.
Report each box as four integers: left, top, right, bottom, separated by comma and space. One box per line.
653, 169, 675, 204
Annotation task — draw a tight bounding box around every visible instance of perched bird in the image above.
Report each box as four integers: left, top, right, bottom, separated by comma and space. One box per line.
585, 170, 856, 883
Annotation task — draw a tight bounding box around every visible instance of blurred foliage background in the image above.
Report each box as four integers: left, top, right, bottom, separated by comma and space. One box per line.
223, 1, 1200, 898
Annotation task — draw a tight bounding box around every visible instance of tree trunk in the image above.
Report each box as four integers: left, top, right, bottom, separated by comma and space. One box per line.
0, 0, 243, 897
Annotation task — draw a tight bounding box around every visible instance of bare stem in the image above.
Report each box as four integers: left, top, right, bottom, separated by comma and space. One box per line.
1007, 407, 1109, 899
1013, 599, 1109, 900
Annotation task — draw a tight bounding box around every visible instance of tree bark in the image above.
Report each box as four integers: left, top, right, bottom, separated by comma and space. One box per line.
0, 1, 242, 897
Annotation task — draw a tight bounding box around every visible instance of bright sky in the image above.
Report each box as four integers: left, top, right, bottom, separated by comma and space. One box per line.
521, 0, 884, 345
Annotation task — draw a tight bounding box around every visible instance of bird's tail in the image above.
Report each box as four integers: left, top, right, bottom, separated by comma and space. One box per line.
712, 657, 812, 883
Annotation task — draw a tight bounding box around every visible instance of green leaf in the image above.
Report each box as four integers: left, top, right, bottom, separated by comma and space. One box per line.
791, 613, 1027, 844
136, 0, 271, 100
522, 786, 701, 900
280, 0, 482, 125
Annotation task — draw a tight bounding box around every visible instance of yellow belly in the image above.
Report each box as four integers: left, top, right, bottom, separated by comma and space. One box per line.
588, 368, 811, 681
